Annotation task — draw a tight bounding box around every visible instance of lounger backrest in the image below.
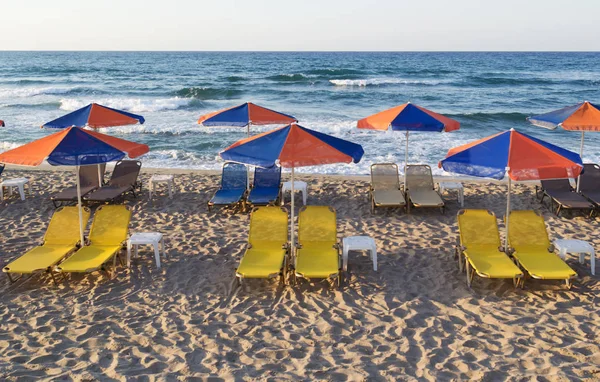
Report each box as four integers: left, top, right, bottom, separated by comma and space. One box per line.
44, 206, 91, 246
108, 160, 141, 188
253, 166, 281, 189
89, 205, 131, 245
541, 179, 572, 192
0, 163, 4, 177
249, 207, 288, 246
406, 165, 435, 191
221, 162, 247, 190
371, 163, 400, 191
79, 164, 106, 187
508, 210, 550, 251
579, 163, 600, 192
298, 206, 336, 245
457, 209, 501, 248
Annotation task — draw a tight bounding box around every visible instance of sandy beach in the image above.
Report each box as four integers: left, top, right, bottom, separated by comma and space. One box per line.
1, 167, 599, 380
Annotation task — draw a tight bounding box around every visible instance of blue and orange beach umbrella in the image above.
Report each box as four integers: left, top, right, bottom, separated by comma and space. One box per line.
440, 128, 582, 246
0, 127, 149, 244
220, 123, 364, 248
198, 102, 297, 136
42, 103, 145, 129
42, 102, 145, 185
358, 102, 459, 189
528, 101, 600, 191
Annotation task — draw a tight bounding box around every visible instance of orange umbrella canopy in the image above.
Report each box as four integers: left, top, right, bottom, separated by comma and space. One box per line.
0, 127, 149, 166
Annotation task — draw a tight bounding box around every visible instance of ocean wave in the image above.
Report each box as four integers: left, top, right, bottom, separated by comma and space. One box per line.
450, 112, 529, 123
175, 87, 243, 100
224, 76, 246, 82
266, 74, 311, 82
0, 101, 61, 109
329, 78, 445, 86
306, 68, 365, 76
0, 141, 21, 151
0, 86, 103, 98
60, 97, 196, 112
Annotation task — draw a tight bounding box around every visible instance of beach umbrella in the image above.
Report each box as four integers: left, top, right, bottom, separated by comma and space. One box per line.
42, 103, 145, 129
42, 102, 145, 185
439, 128, 582, 247
357, 102, 459, 190
220, 123, 364, 250
527, 101, 600, 191
198, 102, 297, 136
0, 127, 149, 245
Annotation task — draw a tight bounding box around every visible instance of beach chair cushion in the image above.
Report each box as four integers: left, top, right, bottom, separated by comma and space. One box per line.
541, 179, 593, 209
508, 210, 576, 280
210, 188, 246, 205
237, 207, 288, 278
84, 160, 140, 202
457, 209, 521, 279
296, 244, 339, 278
247, 187, 280, 205
237, 243, 287, 278
296, 206, 339, 279
371, 163, 406, 207
406, 165, 444, 207
3, 206, 90, 274
3, 245, 77, 274
372, 189, 406, 206
57, 205, 131, 273
57, 245, 122, 273
408, 189, 444, 207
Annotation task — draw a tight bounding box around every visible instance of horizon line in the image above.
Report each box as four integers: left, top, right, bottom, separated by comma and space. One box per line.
0, 50, 599, 53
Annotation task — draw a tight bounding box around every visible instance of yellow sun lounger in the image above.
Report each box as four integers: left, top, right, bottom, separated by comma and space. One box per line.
236, 206, 288, 284
508, 210, 576, 288
456, 209, 523, 288
2, 206, 91, 283
294, 206, 341, 287
56, 205, 131, 278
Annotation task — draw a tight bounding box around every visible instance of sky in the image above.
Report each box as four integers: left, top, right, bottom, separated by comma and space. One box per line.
1, 0, 599, 51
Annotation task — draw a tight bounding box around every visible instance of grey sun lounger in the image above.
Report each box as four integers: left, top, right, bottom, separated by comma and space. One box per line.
537, 178, 594, 217
84, 160, 142, 203
51, 163, 106, 207
208, 162, 248, 212
369, 163, 406, 213
579, 163, 600, 206
405, 164, 445, 213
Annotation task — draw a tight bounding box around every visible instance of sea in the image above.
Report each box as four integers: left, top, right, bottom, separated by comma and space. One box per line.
1, 51, 599, 175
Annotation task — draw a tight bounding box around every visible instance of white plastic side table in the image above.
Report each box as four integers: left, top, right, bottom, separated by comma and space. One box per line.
342, 236, 377, 271
127, 232, 166, 268
281, 181, 307, 206
0, 178, 30, 201
438, 181, 464, 207
554, 239, 595, 275
149, 175, 174, 199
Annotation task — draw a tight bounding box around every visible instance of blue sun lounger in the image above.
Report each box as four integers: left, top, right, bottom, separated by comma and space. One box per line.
208, 162, 248, 212
248, 166, 281, 207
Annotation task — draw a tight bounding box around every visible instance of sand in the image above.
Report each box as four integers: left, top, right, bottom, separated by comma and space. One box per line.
0, 167, 599, 380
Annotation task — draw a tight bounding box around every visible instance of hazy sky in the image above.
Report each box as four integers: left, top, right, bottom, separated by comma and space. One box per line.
2, 0, 599, 51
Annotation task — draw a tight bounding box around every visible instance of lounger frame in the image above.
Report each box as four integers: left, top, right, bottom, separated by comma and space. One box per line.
207, 162, 248, 213
369, 163, 406, 213
405, 164, 445, 214
455, 209, 522, 288
291, 206, 343, 288
235, 207, 289, 286
536, 179, 594, 218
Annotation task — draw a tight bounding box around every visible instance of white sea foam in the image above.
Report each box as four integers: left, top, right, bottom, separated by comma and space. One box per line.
0, 141, 21, 151
329, 78, 444, 86
59, 97, 193, 112
0, 86, 76, 98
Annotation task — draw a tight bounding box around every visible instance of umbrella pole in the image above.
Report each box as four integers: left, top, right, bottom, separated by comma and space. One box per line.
577, 131, 585, 192
404, 131, 409, 192
76, 165, 85, 247
505, 175, 511, 250
247, 122, 251, 191
97, 164, 103, 187
290, 166, 296, 259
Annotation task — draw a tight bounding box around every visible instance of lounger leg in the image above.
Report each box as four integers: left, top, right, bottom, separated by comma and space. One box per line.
565, 278, 572, 289
49, 272, 58, 286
